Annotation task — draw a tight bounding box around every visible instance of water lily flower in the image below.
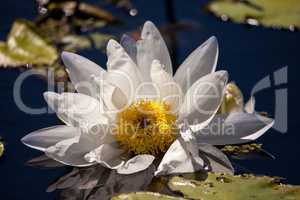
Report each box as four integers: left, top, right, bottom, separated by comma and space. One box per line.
22, 21, 274, 176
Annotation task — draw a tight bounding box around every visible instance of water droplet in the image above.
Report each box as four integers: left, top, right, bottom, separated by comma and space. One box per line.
216, 176, 232, 183
130, 9, 138, 16
289, 25, 295, 32
221, 15, 228, 21
38, 6, 48, 15
246, 18, 259, 26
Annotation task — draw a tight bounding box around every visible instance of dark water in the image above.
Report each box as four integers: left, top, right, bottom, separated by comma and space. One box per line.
0, 0, 299, 199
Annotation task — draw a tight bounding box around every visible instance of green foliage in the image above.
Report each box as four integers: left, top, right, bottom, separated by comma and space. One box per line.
0, 20, 58, 67
208, 0, 300, 30
168, 174, 300, 200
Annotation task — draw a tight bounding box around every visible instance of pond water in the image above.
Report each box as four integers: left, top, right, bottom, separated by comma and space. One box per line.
0, 0, 299, 199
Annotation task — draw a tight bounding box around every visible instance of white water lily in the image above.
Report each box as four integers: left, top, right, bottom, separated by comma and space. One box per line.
22, 21, 274, 176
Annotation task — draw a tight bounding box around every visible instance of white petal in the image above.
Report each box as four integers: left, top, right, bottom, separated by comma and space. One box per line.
91, 75, 128, 113
84, 143, 125, 169
117, 155, 155, 175
174, 36, 218, 93
154, 139, 204, 176
61, 52, 105, 96
179, 124, 205, 166
107, 39, 137, 71
44, 92, 108, 128
120, 34, 137, 63
198, 143, 234, 174
241, 115, 274, 141
21, 125, 80, 151
106, 40, 142, 104
178, 71, 228, 130
137, 21, 172, 80
195, 112, 274, 145
45, 124, 115, 167
245, 96, 256, 113
150, 60, 183, 111
45, 135, 94, 167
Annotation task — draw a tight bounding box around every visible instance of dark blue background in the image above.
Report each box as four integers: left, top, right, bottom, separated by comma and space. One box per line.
0, 0, 298, 199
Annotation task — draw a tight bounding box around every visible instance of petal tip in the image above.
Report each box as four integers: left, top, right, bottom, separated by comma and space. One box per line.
209, 36, 218, 43
61, 51, 77, 63
216, 70, 228, 81
43, 91, 58, 101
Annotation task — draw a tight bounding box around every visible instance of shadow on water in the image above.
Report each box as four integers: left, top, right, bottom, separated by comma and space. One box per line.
0, 0, 299, 199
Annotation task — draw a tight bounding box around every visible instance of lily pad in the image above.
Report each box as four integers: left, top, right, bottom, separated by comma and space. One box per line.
61, 35, 92, 51
208, 0, 300, 30
47, 1, 117, 23
168, 174, 300, 200
222, 143, 275, 160
111, 192, 185, 200
0, 20, 58, 67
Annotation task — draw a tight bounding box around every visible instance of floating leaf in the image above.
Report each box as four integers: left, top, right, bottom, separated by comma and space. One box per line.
0, 19, 58, 67
168, 174, 300, 200
73, 18, 107, 31
37, 18, 72, 43
61, 35, 92, 51
111, 192, 186, 200
208, 0, 300, 30
47, 1, 117, 23
222, 143, 275, 160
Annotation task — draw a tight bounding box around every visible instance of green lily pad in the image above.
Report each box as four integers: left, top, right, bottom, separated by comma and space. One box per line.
168, 174, 300, 200
0, 19, 58, 67
111, 192, 186, 200
208, 0, 300, 30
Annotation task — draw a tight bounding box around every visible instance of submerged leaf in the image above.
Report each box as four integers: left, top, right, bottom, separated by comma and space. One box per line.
0, 20, 58, 67
208, 0, 300, 30
168, 174, 300, 200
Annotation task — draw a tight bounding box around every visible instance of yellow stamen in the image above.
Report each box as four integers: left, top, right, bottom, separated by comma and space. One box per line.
114, 100, 177, 156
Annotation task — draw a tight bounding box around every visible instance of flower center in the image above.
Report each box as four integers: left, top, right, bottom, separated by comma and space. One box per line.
114, 100, 177, 156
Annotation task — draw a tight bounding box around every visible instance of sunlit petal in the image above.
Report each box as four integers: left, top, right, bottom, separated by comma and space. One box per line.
117, 154, 155, 175
195, 112, 274, 145
137, 21, 172, 80
44, 92, 108, 128
21, 125, 80, 151
61, 52, 105, 96
174, 36, 218, 93
150, 60, 183, 111
179, 71, 228, 130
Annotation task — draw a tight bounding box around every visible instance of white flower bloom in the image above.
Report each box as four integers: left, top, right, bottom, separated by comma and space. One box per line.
22, 21, 274, 176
